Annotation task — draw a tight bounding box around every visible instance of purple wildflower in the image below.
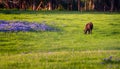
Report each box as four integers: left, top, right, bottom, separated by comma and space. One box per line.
0, 20, 57, 32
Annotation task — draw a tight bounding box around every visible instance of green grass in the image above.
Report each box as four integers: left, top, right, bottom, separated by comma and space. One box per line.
0, 10, 120, 69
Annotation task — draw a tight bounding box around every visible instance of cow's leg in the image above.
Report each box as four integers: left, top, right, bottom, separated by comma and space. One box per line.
88, 30, 90, 34
90, 30, 92, 34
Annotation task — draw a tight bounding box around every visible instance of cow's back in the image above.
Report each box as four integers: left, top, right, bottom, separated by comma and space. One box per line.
86, 22, 93, 30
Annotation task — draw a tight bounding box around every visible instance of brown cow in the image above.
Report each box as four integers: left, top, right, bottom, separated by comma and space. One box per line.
84, 22, 93, 34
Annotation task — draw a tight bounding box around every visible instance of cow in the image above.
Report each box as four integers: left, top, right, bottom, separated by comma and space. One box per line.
84, 22, 93, 34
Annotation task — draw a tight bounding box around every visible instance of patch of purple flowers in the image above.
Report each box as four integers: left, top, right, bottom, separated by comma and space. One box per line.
101, 56, 120, 64
0, 20, 56, 32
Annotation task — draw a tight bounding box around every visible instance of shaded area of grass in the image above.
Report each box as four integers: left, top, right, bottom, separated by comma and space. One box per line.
0, 10, 120, 15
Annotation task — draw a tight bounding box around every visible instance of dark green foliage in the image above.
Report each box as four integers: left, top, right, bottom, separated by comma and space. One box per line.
0, 0, 120, 11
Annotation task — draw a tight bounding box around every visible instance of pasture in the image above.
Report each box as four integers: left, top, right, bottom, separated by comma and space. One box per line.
0, 10, 120, 69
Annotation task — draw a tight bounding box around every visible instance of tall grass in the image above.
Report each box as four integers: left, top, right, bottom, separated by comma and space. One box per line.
0, 10, 120, 69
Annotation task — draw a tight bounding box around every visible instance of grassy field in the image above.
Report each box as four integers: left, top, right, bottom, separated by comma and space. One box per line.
0, 10, 120, 69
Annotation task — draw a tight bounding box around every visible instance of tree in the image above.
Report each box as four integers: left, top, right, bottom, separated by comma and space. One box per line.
78, 0, 80, 11
67, 0, 73, 10
89, 0, 94, 10
4, 0, 9, 9
32, 0, 36, 10
110, 0, 114, 12
48, 0, 52, 10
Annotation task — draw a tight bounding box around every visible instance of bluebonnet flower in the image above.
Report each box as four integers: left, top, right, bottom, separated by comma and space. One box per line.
0, 20, 57, 32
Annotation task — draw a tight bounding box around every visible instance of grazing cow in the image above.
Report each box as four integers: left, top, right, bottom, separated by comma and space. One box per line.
84, 22, 93, 34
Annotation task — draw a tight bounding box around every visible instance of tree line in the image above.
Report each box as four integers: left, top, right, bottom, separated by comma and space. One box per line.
0, 0, 120, 12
